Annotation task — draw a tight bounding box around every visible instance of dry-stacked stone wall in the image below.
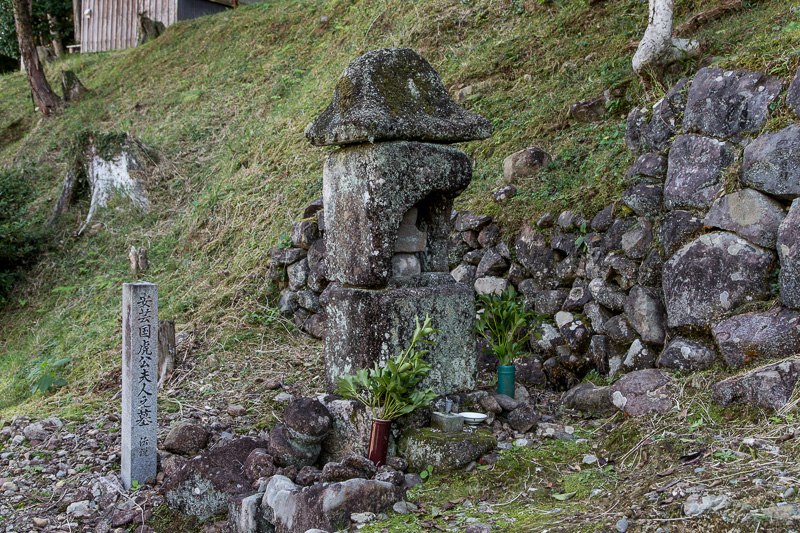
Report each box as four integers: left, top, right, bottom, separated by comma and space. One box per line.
271, 65, 800, 392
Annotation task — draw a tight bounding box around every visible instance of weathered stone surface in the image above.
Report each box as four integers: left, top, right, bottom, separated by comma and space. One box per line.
431, 412, 464, 433
319, 399, 372, 464
621, 218, 653, 260
703, 188, 786, 248
542, 356, 580, 391
392, 253, 421, 277
283, 398, 332, 441
555, 255, 584, 285
659, 210, 704, 257
622, 339, 658, 372
712, 358, 800, 411
662, 232, 774, 328
271, 247, 307, 270
657, 337, 716, 372
507, 263, 527, 289
163, 437, 267, 521
788, 67, 800, 119
306, 48, 491, 146
455, 212, 492, 232
778, 199, 800, 309
493, 185, 517, 204
243, 448, 275, 482
450, 264, 477, 287
535, 290, 568, 315
302, 313, 326, 340
321, 453, 377, 482
229, 492, 270, 533
589, 334, 624, 375
570, 93, 607, 122
476, 247, 509, 278
296, 465, 323, 487
323, 141, 470, 287
503, 146, 552, 184
602, 217, 638, 252
162, 422, 208, 456
584, 301, 613, 334
514, 224, 555, 284
295, 290, 321, 313
561, 382, 615, 416
683, 67, 782, 139
477, 223, 501, 249
625, 153, 667, 182
603, 314, 637, 344
463, 249, 485, 266
625, 286, 667, 345
603, 252, 638, 290
398, 428, 496, 472
664, 135, 736, 211
269, 424, 320, 469
287, 258, 309, 291
515, 356, 546, 388
562, 282, 592, 311
591, 204, 615, 232
556, 210, 584, 230
551, 229, 579, 256
321, 275, 476, 395
556, 313, 591, 352
263, 476, 405, 533
507, 403, 539, 433
394, 207, 427, 253
641, 78, 690, 152
638, 249, 663, 288
608, 369, 674, 417
625, 107, 647, 152
741, 124, 800, 200
712, 307, 800, 369
588, 278, 626, 311
291, 220, 320, 250
474, 276, 508, 296
622, 184, 663, 217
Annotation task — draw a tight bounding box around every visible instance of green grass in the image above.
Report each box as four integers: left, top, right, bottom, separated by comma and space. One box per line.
0, 0, 798, 419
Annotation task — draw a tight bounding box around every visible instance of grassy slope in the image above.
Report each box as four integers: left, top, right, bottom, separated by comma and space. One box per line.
0, 0, 798, 420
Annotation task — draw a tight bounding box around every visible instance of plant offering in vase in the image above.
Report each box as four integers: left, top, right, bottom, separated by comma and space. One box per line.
475, 286, 542, 399
335, 315, 439, 466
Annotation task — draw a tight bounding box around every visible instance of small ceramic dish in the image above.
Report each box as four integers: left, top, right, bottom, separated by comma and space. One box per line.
458, 412, 487, 425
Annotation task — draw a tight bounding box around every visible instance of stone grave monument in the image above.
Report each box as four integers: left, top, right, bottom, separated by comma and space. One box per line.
306, 48, 492, 395
121, 282, 158, 489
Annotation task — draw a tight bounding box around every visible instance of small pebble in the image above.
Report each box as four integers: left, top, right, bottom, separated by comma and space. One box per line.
616, 517, 629, 532
784, 487, 796, 499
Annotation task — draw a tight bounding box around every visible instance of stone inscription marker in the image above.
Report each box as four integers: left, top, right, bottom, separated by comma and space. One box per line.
121, 282, 158, 489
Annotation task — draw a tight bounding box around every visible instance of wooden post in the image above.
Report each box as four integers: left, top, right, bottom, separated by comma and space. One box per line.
157, 320, 176, 389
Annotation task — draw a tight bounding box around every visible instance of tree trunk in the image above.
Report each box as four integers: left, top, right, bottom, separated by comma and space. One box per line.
73, 0, 81, 43
47, 14, 65, 57
12, 0, 63, 116
632, 0, 698, 83
157, 320, 176, 389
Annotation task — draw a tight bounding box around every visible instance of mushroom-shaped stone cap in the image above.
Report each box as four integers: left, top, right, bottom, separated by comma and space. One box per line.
305, 48, 492, 146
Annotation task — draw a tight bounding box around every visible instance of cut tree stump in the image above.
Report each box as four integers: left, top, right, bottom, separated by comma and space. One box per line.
158, 320, 176, 389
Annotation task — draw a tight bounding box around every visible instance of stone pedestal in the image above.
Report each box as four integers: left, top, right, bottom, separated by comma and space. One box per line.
321, 274, 476, 395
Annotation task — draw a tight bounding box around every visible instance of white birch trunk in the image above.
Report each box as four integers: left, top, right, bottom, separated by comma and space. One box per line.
632, 0, 699, 80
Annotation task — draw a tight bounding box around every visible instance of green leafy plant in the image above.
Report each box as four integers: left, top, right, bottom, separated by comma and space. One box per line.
573, 221, 589, 252
335, 315, 439, 421
419, 464, 434, 480
475, 287, 542, 366
27, 357, 71, 395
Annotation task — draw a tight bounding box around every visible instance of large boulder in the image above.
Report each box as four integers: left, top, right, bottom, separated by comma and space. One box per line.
703, 189, 786, 249
608, 369, 674, 417
625, 153, 667, 182
162, 437, 268, 521
638, 78, 690, 153
664, 135, 736, 211
269, 398, 333, 468
662, 232, 774, 328
263, 475, 405, 533
778, 199, 800, 309
398, 428, 496, 473
319, 399, 372, 464
711, 307, 800, 369
712, 358, 800, 411
682, 67, 782, 139
305, 48, 491, 146
741, 124, 800, 200
561, 382, 615, 416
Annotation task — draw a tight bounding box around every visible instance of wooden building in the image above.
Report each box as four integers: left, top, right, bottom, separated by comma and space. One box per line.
79, 0, 234, 53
